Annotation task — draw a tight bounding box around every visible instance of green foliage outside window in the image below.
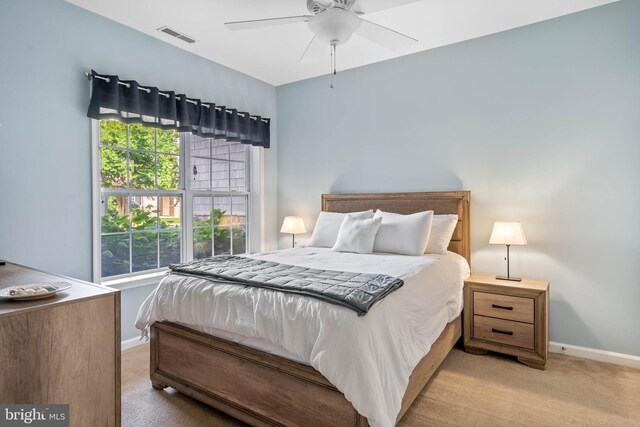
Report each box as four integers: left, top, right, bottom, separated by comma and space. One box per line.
101, 201, 246, 276
100, 121, 179, 190
101, 199, 183, 277
193, 209, 246, 259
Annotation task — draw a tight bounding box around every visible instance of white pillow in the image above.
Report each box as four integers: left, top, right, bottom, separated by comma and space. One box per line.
425, 214, 459, 255
332, 215, 383, 254
308, 210, 374, 248
373, 210, 434, 256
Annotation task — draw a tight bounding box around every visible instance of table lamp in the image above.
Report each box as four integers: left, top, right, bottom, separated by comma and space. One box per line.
489, 222, 527, 281
281, 216, 306, 248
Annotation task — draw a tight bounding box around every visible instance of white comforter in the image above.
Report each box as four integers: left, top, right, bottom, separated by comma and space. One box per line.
136, 248, 470, 427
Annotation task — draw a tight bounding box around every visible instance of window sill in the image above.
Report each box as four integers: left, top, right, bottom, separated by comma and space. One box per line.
102, 270, 168, 290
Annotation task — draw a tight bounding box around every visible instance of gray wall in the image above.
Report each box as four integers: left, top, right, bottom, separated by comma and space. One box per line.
120, 283, 158, 341
0, 0, 277, 340
277, 1, 640, 355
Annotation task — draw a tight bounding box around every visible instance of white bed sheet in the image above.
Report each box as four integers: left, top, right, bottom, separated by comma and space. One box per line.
136, 247, 470, 427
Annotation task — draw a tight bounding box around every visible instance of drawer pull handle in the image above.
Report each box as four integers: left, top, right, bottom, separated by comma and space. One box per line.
492, 304, 513, 310
491, 328, 514, 336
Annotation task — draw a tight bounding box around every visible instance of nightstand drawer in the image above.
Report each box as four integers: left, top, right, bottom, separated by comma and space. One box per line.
474, 292, 534, 323
473, 316, 534, 350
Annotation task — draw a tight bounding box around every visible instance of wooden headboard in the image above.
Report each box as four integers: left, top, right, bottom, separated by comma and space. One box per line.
322, 191, 471, 264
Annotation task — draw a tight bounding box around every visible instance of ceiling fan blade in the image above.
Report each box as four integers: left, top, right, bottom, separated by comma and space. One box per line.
355, 19, 418, 51
224, 15, 312, 31
300, 36, 329, 63
352, 0, 422, 15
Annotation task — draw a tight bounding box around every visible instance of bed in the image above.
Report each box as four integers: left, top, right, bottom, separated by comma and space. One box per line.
139, 191, 470, 427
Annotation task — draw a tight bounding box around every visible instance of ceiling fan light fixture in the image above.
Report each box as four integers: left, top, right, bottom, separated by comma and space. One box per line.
307, 9, 361, 45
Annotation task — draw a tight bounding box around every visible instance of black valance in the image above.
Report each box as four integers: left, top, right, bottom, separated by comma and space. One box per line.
86, 70, 270, 148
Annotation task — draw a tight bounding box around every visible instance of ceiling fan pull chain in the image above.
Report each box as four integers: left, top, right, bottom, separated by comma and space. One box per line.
333, 43, 337, 76
330, 43, 337, 90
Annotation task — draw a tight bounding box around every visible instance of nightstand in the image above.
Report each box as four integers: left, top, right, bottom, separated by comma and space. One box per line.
463, 274, 549, 369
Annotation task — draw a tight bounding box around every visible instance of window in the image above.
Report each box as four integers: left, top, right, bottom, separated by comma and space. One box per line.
96, 120, 250, 281
189, 135, 249, 260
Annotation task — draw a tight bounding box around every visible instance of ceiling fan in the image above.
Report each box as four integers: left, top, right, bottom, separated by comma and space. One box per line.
225, 0, 421, 86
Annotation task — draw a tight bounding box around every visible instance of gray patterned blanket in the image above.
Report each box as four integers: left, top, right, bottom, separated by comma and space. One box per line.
169, 255, 404, 316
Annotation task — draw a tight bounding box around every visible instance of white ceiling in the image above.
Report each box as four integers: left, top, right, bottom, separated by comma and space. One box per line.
66, 0, 617, 86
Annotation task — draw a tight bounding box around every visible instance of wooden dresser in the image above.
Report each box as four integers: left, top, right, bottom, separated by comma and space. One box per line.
0, 263, 120, 426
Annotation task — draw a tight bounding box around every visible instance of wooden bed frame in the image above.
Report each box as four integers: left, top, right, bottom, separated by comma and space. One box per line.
150, 191, 471, 426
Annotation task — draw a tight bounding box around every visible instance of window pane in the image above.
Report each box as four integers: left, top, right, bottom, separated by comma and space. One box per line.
101, 234, 130, 277
232, 225, 247, 254
157, 154, 180, 190
213, 197, 232, 225
230, 161, 246, 191
129, 124, 155, 151
190, 135, 210, 158
213, 226, 231, 255
101, 195, 130, 233
132, 232, 158, 272
231, 196, 247, 224
193, 228, 212, 260
100, 147, 127, 188
211, 139, 229, 160
212, 160, 230, 191
100, 120, 127, 147
132, 196, 158, 230
159, 231, 181, 267
157, 129, 180, 155
193, 196, 212, 227
159, 196, 181, 229
130, 151, 155, 189
191, 157, 210, 190
229, 143, 246, 162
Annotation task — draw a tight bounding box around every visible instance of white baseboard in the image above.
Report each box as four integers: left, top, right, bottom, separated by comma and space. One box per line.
550, 341, 640, 369
121, 336, 148, 351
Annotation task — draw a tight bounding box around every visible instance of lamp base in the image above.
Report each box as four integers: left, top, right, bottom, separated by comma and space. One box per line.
496, 275, 522, 282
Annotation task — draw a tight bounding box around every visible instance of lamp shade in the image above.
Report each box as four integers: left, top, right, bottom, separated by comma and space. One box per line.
280, 216, 306, 235
489, 222, 527, 246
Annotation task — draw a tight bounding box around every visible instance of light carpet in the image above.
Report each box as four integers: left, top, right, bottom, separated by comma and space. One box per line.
122, 344, 640, 426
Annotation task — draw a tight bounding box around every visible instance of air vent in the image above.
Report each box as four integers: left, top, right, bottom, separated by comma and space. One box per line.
157, 26, 196, 44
